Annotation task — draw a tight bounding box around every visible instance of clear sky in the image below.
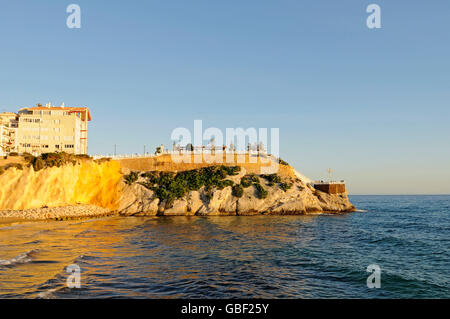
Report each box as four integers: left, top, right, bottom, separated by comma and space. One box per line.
0, 1, 449, 194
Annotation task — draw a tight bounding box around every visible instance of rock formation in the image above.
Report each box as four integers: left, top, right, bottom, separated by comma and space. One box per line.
0, 155, 355, 220
118, 167, 355, 216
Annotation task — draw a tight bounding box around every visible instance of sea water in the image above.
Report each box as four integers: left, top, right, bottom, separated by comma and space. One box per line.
0, 195, 448, 298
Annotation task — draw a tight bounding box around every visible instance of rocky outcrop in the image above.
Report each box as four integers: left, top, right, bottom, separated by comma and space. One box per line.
118, 168, 355, 217
0, 158, 355, 220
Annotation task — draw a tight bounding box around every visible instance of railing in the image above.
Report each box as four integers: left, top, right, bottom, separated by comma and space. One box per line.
313, 180, 346, 185
92, 150, 270, 160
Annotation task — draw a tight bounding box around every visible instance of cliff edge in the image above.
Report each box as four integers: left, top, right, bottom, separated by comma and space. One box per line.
0, 153, 355, 220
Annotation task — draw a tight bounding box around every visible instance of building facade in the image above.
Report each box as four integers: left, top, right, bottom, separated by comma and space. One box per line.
0, 103, 91, 156
0, 112, 18, 156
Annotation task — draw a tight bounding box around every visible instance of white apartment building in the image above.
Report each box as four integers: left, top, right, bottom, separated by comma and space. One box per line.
0, 103, 91, 156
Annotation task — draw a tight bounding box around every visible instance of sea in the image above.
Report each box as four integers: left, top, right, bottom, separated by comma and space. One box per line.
0, 195, 448, 299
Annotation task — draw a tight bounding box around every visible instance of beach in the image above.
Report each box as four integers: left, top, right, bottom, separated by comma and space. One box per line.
0, 205, 113, 221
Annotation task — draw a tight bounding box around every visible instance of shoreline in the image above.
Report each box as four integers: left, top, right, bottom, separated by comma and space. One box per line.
0, 205, 355, 222
0, 204, 115, 221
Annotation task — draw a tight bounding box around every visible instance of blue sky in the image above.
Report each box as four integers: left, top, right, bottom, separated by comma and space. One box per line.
0, 1, 449, 194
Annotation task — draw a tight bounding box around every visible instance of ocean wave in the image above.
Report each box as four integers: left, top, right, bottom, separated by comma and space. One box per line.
37, 288, 60, 299
0, 249, 37, 267
24, 240, 42, 245
35, 254, 87, 299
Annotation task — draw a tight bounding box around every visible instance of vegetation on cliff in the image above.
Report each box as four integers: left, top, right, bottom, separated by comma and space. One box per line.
131, 165, 241, 207
124, 171, 139, 185
231, 184, 244, 198
278, 158, 289, 166
27, 152, 93, 171
0, 152, 89, 173
123, 165, 294, 206
0, 152, 113, 174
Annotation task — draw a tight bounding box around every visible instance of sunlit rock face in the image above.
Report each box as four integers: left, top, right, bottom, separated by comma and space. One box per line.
119, 168, 355, 217
0, 160, 122, 211
0, 158, 355, 218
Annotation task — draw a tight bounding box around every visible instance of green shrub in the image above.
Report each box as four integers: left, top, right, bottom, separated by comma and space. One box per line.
240, 178, 252, 188
278, 158, 289, 166
232, 184, 244, 198
137, 166, 276, 203
8, 152, 19, 157
279, 182, 292, 192
254, 183, 268, 199
32, 157, 45, 171
240, 174, 259, 188
75, 154, 92, 160
261, 173, 281, 185
217, 179, 234, 190
22, 152, 35, 163
94, 157, 111, 164
139, 166, 241, 204
18, 152, 96, 170
222, 165, 241, 176
124, 171, 139, 185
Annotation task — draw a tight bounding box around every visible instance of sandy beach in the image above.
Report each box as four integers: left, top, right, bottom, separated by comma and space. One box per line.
0, 204, 114, 221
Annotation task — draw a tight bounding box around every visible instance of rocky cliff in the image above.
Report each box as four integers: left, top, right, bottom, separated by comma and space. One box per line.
118, 167, 355, 216
0, 160, 122, 211
0, 156, 355, 219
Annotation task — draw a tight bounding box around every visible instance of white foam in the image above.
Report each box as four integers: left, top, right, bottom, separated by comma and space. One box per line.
37, 288, 59, 299
0, 249, 36, 266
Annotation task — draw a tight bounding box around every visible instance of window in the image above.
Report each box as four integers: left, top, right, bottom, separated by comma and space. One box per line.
64, 144, 74, 149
